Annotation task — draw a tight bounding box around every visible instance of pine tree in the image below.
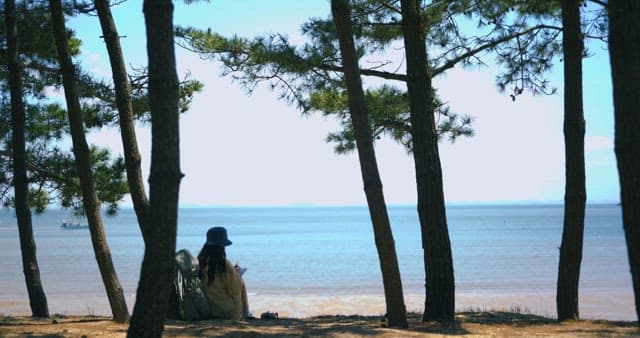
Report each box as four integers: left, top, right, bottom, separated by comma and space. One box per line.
127, 0, 182, 335
4, 0, 49, 317
331, 0, 407, 327
608, 0, 640, 323
49, 0, 129, 322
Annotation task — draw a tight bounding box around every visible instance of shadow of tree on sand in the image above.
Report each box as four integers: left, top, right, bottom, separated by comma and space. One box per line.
3, 312, 636, 337
164, 313, 471, 337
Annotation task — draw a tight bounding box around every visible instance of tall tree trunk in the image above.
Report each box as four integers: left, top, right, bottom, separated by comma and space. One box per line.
608, 0, 640, 323
127, 0, 181, 336
331, 0, 407, 329
400, 0, 455, 322
49, 0, 129, 323
556, 0, 586, 322
5, 0, 50, 318
94, 0, 151, 241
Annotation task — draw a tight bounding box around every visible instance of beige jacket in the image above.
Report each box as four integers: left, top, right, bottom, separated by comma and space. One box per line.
201, 259, 242, 320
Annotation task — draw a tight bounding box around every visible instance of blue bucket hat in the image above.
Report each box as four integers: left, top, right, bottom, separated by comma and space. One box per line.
206, 227, 232, 246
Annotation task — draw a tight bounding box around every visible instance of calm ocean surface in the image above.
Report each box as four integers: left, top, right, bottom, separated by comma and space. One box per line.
0, 204, 634, 320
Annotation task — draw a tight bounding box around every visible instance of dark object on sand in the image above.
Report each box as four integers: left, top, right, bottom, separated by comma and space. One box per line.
260, 311, 278, 320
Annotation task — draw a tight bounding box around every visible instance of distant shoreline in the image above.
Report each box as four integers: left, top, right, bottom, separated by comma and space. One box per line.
147, 201, 621, 209
0, 201, 621, 213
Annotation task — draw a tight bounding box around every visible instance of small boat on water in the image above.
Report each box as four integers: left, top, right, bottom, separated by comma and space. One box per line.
60, 220, 89, 230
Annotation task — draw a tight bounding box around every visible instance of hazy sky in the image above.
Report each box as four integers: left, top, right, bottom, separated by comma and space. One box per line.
66, 1, 618, 207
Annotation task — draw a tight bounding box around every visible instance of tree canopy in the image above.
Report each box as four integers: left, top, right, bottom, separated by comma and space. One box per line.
0, 0, 203, 214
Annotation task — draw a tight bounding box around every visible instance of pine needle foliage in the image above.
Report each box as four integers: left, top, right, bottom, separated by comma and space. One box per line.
0, 0, 202, 214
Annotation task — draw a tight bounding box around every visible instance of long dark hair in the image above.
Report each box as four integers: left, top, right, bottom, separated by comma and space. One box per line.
198, 244, 227, 284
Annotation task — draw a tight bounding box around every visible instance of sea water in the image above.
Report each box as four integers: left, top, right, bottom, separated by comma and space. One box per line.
0, 204, 634, 320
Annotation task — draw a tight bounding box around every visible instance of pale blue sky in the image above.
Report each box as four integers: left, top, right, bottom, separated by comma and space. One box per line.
66, 1, 619, 207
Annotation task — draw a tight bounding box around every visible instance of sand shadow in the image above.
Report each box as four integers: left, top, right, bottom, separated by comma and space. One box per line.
164, 313, 471, 337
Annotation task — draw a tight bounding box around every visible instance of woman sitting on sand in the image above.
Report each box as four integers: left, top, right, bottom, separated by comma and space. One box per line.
197, 226, 250, 320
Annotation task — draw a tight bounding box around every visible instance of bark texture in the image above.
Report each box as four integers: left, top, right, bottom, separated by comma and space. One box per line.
400, 0, 455, 322
556, 0, 586, 322
331, 0, 407, 328
127, 0, 181, 336
5, 0, 50, 318
49, 0, 129, 323
94, 0, 151, 240
608, 0, 640, 323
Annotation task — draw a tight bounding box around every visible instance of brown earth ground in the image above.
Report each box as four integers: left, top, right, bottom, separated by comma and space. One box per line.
0, 312, 637, 337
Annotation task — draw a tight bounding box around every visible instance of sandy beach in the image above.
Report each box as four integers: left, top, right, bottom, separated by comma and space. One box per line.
3, 289, 635, 322
2, 205, 635, 336
1, 312, 637, 337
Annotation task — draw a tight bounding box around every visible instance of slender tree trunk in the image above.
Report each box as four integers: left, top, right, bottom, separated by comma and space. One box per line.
400, 0, 455, 322
127, 0, 181, 336
556, 0, 586, 322
331, 0, 407, 328
49, 0, 129, 323
94, 0, 151, 241
608, 0, 640, 323
5, 0, 50, 318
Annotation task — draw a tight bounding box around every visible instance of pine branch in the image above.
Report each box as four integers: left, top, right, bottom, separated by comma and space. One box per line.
318, 63, 407, 81
0, 150, 79, 189
432, 24, 561, 76
588, 0, 607, 7
377, 0, 402, 15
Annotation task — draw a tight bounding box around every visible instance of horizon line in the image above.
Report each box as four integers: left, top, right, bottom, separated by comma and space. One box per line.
173, 199, 619, 209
